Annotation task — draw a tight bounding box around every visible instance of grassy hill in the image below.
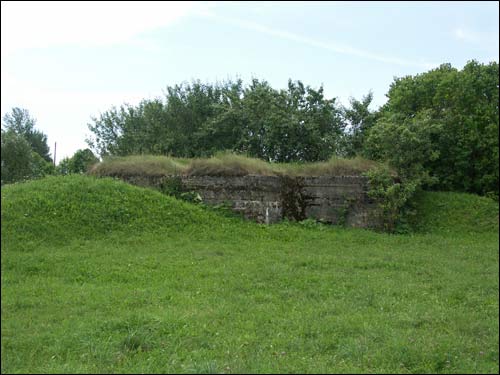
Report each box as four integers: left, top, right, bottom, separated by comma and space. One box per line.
410, 190, 499, 236
1, 175, 498, 373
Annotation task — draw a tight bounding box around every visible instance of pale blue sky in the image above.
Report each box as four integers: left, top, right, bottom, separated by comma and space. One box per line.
1, 1, 498, 161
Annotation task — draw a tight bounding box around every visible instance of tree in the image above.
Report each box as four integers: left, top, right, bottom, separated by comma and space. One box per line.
1, 129, 34, 184
87, 82, 227, 158
86, 78, 346, 163
196, 79, 246, 156
342, 91, 377, 157
57, 148, 99, 175
2, 107, 36, 134
235, 79, 283, 160
274, 80, 344, 162
2, 107, 52, 163
69, 149, 99, 173
364, 110, 442, 185
367, 60, 499, 196
55, 157, 71, 176
31, 151, 56, 178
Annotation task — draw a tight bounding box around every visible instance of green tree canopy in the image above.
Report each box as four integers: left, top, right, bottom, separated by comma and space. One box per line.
2, 107, 52, 163
57, 148, 99, 175
86, 79, 345, 162
365, 60, 499, 196
342, 91, 377, 157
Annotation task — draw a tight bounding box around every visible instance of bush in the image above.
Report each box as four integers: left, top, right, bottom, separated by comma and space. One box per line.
364, 165, 419, 233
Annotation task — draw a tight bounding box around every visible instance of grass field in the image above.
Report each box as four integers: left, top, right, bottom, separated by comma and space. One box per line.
1, 175, 498, 374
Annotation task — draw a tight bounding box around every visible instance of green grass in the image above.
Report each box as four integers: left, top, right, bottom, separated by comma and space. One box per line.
409, 190, 499, 236
89, 152, 384, 178
2, 175, 498, 374
89, 155, 191, 177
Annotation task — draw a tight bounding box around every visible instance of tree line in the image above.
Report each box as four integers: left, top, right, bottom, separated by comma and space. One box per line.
2, 60, 498, 197
87, 79, 348, 163
1, 109, 97, 184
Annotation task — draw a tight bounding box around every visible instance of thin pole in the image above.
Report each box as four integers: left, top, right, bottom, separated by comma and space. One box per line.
54, 142, 57, 166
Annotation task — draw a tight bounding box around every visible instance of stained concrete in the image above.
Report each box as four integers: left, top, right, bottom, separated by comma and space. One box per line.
115, 174, 381, 228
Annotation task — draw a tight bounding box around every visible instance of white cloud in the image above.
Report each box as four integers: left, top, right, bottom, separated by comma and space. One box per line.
208, 14, 437, 69
454, 28, 481, 43
1, 1, 203, 58
453, 27, 500, 57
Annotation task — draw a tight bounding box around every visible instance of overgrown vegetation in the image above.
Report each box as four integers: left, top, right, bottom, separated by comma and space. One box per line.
89, 152, 384, 178
364, 165, 419, 233
1, 175, 498, 373
90, 153, 407, 229
1, 34, 498, 374
89, 154, 189, 177
83, 60, 498, 199
159, 176, 202, 204
2, 60, 497, 237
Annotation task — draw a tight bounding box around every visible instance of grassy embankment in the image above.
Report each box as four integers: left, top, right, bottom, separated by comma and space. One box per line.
1, 174, 498, 373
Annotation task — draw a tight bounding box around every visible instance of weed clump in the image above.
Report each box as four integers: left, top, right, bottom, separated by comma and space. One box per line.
121, 331, 151, 352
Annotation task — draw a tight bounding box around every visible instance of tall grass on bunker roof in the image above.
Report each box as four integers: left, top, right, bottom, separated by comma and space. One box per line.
89, 152, 388, 178
88, 155, 188, 177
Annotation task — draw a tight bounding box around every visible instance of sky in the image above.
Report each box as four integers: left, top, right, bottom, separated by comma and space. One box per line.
1, 1, 499, 161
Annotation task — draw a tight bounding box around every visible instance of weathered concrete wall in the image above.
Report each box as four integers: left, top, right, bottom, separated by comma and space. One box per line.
302, 176, 376, 227
181, 175, 283, 224
115, 174, 380, 228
